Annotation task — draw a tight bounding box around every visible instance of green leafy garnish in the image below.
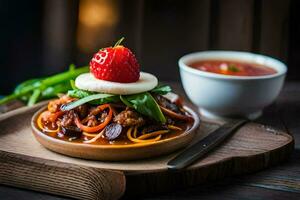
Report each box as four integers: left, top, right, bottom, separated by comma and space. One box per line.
61, 93, 117, 111
228, 64, 239, 72
120, 92, 166, 123
67, 89, 94, 99
67, 89, 119, 105
151, 84, 172, 95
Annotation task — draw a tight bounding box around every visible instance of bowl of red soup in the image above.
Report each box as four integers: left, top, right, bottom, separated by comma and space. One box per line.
179, 51, 287, 120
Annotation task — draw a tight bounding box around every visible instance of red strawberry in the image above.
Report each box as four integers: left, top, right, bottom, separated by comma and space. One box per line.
90, 38, 140, 83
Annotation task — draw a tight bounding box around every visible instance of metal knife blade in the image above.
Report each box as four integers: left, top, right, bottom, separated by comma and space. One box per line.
167, 119, 248, 170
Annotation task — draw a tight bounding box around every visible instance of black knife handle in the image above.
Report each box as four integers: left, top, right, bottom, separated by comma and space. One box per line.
167, 119, 248, 170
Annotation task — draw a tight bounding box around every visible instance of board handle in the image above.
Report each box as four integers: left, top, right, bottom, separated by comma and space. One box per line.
0, 151, 125, 200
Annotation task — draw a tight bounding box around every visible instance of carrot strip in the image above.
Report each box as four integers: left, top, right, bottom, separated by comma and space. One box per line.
74, 104, 112, 133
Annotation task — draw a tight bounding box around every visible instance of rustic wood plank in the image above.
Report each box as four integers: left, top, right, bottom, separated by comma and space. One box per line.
0, 151, 125, 200
233, 151, 300, 194
1, 82, 299, 200
0, 99, 293, 199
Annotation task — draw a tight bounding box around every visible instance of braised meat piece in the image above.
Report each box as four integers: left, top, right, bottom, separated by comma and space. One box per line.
74, 104, 88, 119
48, 95, 74, 113
99, 111, 108, 123
114, 108, 145, 127
61, 126, 82, 138
86, 115, 98, 127
142, 124, 168, 133
154, 94, 183, 114
48, 99, 61, 113
61, 110, 76, 127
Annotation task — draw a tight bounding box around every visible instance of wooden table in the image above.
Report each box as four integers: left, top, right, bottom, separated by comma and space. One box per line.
1, 81, 300, 200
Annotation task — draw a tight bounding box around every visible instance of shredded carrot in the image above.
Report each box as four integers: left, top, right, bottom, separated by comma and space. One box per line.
167, 125, 182, 131
137, 130, 169, 140
83, 129, 105, 144
127, 127, 161, 143
75, 104, 112, 133
37, 111, 60, 133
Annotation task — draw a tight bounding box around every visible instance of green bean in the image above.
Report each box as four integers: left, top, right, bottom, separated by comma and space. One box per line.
41, 82, 72, 99
14, 78, 42, 94
27, 89, 41, 106
41, 66, 88, 87
0, 65, 89, 105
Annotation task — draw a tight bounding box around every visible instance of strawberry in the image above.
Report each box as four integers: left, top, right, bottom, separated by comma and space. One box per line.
90, 38, 140, 83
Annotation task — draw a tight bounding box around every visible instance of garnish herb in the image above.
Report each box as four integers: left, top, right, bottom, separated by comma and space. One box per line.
61, 93, 116, 111
120, 92, 166, 123
67, 87, 170, 123
151, 84, 172, 95
228, 64, 239, 72
67, 89, 119, 105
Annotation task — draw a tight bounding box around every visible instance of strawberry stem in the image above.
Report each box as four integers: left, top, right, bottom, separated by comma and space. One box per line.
114, 37, 125, 47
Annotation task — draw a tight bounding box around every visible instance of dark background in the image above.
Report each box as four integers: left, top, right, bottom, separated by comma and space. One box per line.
0, 0, 298, 94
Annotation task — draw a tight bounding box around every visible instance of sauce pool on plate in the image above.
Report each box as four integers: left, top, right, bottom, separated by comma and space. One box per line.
188, 60, 277, 76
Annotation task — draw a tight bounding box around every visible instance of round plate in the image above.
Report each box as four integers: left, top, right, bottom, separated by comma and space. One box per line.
31, 106, 200, 161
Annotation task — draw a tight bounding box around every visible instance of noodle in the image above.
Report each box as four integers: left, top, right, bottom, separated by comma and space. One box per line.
127, 127, 161, 143
83, 129, 105, 144
167, 125, 182, 131
137, 130, 169, 140
82, 132, 99, 137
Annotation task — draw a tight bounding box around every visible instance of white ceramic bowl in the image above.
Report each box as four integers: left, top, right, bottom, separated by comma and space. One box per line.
179, 51, 287, 120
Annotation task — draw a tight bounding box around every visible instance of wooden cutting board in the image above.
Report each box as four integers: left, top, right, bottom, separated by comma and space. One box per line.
0, 104, 294, 200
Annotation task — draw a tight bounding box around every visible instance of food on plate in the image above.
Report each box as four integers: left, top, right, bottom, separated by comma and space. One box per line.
188, 60, 277, 76
0, 65, 89, 106
36, 38, 194, 145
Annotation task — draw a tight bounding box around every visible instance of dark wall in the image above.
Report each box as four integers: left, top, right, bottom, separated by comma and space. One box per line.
0, 0, 297, 94
0, 1, 43, 94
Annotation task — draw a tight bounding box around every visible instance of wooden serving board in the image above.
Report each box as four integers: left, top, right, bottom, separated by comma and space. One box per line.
0, 104, 294, 200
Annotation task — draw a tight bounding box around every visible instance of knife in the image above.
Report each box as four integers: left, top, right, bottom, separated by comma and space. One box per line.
167, 119, 248, 170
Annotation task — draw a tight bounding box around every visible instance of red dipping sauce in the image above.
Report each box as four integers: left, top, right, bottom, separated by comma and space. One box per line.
188, 60, 277, 76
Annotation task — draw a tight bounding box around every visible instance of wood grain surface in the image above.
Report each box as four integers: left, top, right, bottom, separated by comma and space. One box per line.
0, 97, 294, 199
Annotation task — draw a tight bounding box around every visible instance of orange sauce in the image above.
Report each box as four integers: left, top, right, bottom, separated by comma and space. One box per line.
189, 60, 277, 76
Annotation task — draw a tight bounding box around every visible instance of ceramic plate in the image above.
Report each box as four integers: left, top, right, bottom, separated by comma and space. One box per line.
31, 106, 200, 161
